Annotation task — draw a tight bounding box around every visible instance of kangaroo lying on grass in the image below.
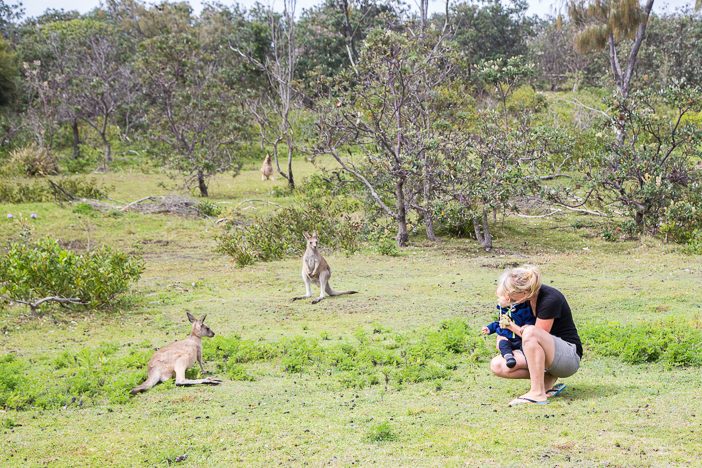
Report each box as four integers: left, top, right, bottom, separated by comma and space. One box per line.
292, 231, 358, 304
131, 313, 222, 395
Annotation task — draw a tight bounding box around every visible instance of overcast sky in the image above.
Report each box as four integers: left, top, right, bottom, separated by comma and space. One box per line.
20, 0, 692, 20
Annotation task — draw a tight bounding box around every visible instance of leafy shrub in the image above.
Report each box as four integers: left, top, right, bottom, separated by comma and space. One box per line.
683, 230, 702, 255
0, 238, 144, 310
433, 201, 474, 238
375, 236, 399, 256
3, 144, 59, 177
0, 177, 110, 203
366, 421, 396, 442
582, 320, 702, 368
216, 195, 363, 267
197, 199, 222, 217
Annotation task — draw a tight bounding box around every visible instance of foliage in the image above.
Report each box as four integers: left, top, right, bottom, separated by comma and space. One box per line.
3, 144, 59, 176
196, 200, 222, 218
215, 194, 363, 267
476, 55, 535, 110
137, 32, 245, 197
0, 346, 151, 410
0, 35, 17, 107
0, 176, 110, 203
366, 421, 396, 442
581, 84, 702, 233
451, 0, 535, 67
583, 319, 702, 368
433, 201, 474, 238
0, 238, 144, 310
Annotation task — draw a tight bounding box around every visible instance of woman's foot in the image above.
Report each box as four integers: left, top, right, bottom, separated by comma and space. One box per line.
546, 383, 566, 398
509, 392, 548, 406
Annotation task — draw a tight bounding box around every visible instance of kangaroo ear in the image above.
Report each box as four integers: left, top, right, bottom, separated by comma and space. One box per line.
200, 314, 207, 322
312, 230, 318, 238
303, 231, 310, 239
187, 312, 196, 323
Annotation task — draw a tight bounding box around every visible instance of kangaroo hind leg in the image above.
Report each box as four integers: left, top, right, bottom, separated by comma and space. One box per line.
130, 371, 162, 395
174, 360, 222, 386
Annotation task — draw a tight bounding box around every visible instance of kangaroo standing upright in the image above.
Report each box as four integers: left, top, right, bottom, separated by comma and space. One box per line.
292, 231, 358, 304
131, 312, 222, 395
260, 154, 274, 181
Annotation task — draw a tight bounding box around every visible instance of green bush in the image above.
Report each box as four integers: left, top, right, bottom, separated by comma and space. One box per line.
683, 230, 702, 255
3, 144, 59, 177
0, 238, 144, 310
434, 201, 474, 238
0, 177, 110, 203
215, 195, 363, 267
375, 236, 400, 256
197, 199, 222, 217
582, 320, 702, 368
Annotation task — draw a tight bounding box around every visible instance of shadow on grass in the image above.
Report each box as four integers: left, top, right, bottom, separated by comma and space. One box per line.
560, 382, 623, 401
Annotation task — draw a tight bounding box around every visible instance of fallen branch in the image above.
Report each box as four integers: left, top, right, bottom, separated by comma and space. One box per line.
3, 296, 85, 313
120, 196, 159, 211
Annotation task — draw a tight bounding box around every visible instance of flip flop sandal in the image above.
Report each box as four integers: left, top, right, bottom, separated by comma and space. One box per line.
546, 383, 566, 398
508, 397, 549, 407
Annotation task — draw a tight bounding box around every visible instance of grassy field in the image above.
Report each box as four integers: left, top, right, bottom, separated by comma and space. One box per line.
1, 159, 701, 466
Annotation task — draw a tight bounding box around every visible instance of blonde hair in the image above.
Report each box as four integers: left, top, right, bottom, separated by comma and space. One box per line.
497, 264, 542, 299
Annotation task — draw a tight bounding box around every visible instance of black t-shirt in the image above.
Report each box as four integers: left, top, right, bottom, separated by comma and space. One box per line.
536, 284, 583, 358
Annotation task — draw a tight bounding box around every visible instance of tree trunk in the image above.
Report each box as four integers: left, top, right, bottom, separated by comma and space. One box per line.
71, 119, 81, 159
395, 179, 409, 247
287, 139, 295, 190
472, 208, 492, 251
423, 153, 437, 241
481, 208, 492, 251
197, 171, 209, 197
101, 132, 112, 169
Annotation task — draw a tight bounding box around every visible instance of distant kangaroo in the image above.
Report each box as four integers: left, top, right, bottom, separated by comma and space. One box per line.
260, 154, 274, 181
131, 313, 222, 395
292, 231, 358, 304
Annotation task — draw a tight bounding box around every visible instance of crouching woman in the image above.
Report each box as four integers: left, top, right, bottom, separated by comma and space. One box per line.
490, 265, 583, 406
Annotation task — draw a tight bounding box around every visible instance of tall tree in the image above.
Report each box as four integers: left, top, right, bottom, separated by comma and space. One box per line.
569, 0, 655, 99
315, 29, 462, 246
232, 0, 300, 190
137, 32, 244, 197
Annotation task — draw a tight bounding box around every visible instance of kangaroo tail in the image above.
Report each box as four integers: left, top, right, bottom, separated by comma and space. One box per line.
130, 373, 160, 395
326, 285, 359, 297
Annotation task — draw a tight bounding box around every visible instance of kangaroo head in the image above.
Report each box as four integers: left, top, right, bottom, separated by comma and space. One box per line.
303, 231, 319, 249
264, 154, 271, 163
187, 312, 215, 338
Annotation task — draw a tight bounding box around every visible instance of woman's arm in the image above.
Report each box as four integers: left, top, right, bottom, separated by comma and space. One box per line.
508, 317, 554, 337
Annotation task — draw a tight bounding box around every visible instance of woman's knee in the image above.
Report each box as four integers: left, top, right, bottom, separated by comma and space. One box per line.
521, 325, 537, 343
490, 356, 506, 375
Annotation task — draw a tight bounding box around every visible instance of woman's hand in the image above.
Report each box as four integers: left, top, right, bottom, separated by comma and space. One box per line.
481, 326, 489, 335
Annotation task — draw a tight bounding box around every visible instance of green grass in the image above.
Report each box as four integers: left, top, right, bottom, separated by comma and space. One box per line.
1, 160, 701, 465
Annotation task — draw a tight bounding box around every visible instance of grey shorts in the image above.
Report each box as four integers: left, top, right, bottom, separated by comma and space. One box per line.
546, 336, 581, 378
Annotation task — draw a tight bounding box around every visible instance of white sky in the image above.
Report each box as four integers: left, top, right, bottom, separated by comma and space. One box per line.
19, 0, 692, 20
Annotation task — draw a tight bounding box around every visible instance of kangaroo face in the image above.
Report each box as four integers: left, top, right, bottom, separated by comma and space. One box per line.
303, 231, 319, 250
187, 312, 215, 338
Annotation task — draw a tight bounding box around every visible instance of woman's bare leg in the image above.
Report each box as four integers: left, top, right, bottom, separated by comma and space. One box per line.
519, 326, 556, 401
490, 351, 529, 379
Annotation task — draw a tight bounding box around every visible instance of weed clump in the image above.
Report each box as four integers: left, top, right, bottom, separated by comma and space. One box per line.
582, 319, 702, 367
366, 421, 396, 442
